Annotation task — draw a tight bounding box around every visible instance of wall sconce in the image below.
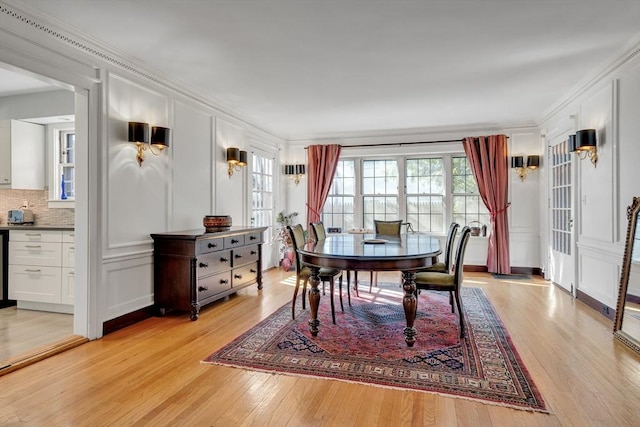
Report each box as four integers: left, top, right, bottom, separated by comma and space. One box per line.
511, 155, 540, 181
284, 164, 306, 185
227, 147, 247, 177
569, 129, 598, 167
128, 122, 170, 166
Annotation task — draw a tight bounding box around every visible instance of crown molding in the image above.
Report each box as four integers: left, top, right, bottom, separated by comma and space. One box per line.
0, 1, 286, 143
539, 35, 640, 126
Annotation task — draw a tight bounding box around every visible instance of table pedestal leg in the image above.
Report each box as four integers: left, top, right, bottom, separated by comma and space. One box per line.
308, 266, 321, 337
402, 271, 417, 347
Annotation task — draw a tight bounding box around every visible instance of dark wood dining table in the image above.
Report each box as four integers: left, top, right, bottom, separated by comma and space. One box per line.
298, 233, 441, 347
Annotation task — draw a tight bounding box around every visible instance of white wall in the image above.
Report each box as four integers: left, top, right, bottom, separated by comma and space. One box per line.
541, 43, 640, 308
0, 3, 286, 337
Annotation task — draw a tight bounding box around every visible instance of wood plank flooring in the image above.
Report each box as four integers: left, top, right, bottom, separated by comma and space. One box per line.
1, 270, 639, 426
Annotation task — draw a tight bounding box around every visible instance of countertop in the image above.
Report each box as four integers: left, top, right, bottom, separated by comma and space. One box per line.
0, 225, 75, 231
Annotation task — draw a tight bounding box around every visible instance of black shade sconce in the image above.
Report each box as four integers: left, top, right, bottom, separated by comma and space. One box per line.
569, 129, 598, 167
227, 147, 247, 177
511, 155, 540, 181
128, 122, 170, 166
284, 164, 306, 185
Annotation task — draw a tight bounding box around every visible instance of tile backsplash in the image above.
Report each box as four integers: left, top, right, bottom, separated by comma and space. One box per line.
0, 189, 74, 226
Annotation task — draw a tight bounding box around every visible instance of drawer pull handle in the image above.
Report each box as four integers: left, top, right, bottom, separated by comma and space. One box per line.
207, 242, 217, 248
220, 257, 229, 263
199, 262, 209, 268
69, 271, 75, 276
25, 245, 42, 248
198, 286, 209, 292
25, 268, 41, 273
250, 250, 257, 255
235, 254, 243, 259
26, 233, 41, 237
69, 246, 75, 250
69, 233, 75, 237
234, 274, 242, 279
250, 235, 257, 240
231, 239, 239, 244
250, 269, 257, 273
220, 279, 229, 284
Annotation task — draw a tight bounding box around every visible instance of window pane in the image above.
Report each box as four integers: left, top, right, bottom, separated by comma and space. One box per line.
404, 157, 444, 232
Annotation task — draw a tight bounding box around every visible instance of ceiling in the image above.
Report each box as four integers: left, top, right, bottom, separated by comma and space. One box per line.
6, 0, 640, 139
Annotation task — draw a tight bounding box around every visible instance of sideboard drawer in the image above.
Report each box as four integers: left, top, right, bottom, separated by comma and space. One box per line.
224, 235, 245, 249
232, 262, 259, 287
197, 237, 224, 254
197, 271, 232, 301
245, 231, 263, 244
196, 250, 231, 278
232, 244, 260, 267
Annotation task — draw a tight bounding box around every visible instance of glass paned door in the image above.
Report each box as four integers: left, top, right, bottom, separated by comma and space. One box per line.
251, 152, 276, 268
548, 135, 575, 293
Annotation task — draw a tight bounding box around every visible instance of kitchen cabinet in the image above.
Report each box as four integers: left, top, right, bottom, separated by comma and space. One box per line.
151, 226, 267, 320
0, 119, 45, 189
8, 229, 75, 311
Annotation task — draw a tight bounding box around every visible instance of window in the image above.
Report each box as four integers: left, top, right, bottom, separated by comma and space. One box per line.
47, 122, 76, 206
251, 153, 274, 243
323, 159, 355, 231
362, 159, 398, 228
406, 158, 444, 232
59, 130, 75, 199
451, 156, 489, 230
322, 154, 489, 235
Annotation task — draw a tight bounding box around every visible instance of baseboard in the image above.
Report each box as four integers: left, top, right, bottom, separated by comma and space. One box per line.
576, 289, 616, 321
103, 305, 155, 336
464, 265, 543, 277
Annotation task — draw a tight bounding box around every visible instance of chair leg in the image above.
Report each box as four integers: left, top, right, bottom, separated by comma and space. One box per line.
302, 278, 309, 310
453, 290, 464, 337
347, 273, 351, 307
353, 271, 359, 297
292, 276, 301, 319
449, 291, 454, 313
329, 279, 336, 324
339, 274, 344, 312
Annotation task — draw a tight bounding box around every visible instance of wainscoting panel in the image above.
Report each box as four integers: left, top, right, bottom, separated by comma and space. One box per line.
215, 117, 247, 225
102, 251, 154, 322
577, 244, 622, 308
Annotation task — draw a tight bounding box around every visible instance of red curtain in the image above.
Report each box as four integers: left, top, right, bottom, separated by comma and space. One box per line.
306, 144, 342, 225
462, 135, 511, 274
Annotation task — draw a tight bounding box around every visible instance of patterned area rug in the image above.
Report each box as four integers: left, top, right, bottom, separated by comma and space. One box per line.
203, 282, 548, 413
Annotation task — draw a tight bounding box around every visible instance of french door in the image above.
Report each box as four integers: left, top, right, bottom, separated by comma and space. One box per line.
251, 150, 277, 269
548, 133, 576, 294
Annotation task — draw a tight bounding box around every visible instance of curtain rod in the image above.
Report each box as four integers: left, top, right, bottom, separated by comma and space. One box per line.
304, 139, 463, 149
303, 136, 508, 149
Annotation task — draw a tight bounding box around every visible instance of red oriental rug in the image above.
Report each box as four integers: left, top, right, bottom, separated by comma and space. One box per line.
203, 282, 548, 413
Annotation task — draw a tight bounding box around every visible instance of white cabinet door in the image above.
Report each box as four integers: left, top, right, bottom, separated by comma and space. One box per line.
1, 119, 45, 190
0, 120, 10, 184
8, 265, 62, 303
62, 242, 75, 268
61, 267, 75, 305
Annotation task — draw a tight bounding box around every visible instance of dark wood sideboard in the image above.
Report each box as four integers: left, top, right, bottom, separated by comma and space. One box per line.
150, 226, 267, 320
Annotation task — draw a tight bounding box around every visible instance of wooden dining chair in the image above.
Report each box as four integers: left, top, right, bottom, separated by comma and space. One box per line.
420, 222, 459, 274
413, 226, 472, 338
288, 224, 344, 324
369, 219, 403, 292
310, 222, 352, 305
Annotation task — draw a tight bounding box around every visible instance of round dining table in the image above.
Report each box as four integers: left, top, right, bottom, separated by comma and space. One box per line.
298, 233, 441, 347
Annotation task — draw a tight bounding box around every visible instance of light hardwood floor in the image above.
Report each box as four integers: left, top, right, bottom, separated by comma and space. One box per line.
0, 306, 74, 362
0, 269, 639, 426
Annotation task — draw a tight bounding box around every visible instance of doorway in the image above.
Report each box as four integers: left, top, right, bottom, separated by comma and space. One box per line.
0, 64, 82, 364
547, 133, 576, 294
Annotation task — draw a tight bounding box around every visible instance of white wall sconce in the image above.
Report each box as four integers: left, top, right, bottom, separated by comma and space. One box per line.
284, 164, 306, 185
569, 129, 598, 167
227, 147, 247, 177
128, 122, 170, 166
511, 155, 540, 181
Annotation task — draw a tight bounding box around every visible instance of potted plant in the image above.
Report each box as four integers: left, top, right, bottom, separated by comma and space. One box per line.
276, 211, 298, 271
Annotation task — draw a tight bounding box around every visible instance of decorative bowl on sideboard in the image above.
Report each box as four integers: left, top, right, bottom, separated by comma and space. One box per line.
203, 215, 232, 233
